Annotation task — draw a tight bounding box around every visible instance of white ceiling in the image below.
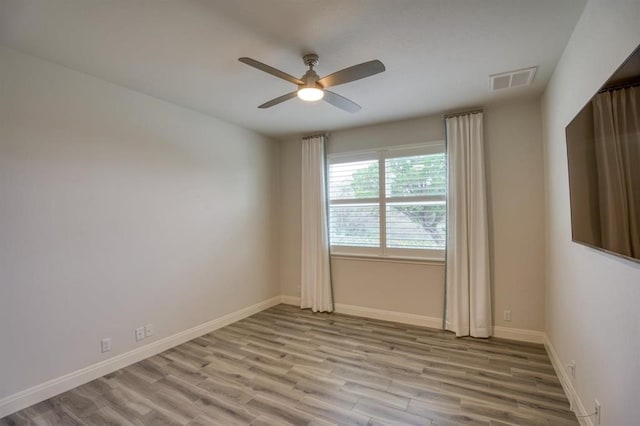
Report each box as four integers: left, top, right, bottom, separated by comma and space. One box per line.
0, 0, 586, 138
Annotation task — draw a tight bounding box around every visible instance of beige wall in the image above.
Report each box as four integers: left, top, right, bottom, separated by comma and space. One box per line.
280, 99, 546, 330
0, 46, 280, 400
541, 0, 640, 423
484, 100, 546, 331
328, 115, 445, 154
331, 257, 445, 318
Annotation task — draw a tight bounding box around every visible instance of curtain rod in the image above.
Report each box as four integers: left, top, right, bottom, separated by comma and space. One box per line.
443, 109, 483, 119
302, 133, 328, 140
598, 80, 640, 93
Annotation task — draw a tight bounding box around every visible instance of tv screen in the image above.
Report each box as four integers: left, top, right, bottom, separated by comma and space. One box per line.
566, 45, 640, 263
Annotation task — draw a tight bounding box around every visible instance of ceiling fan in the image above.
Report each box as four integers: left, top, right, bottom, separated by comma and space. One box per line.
238, 54, 385, 113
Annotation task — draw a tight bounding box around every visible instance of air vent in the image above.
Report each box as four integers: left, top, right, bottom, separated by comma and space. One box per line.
489, 67, 537, 91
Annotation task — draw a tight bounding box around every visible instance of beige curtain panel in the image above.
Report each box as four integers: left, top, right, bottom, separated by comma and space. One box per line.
444, 112, 492, 338
300, 135, 334, 312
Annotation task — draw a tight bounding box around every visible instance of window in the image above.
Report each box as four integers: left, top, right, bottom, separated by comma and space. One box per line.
328, 143, 446, 260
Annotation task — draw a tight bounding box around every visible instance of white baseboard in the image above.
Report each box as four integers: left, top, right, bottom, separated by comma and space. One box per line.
544, 335, 592, 426
335, 303, 443, 329
281, 296, 545, 344
0, 296, 282, 419
280, 295, 442, 330
493, 326, 546, 344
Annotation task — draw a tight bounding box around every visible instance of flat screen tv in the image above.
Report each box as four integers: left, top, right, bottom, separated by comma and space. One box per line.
566, 45, 640, 263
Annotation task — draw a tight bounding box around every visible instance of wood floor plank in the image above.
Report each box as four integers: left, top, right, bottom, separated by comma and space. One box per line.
1, 304, 578, 425
406, 399, 490, 426
295, 396, 371, 426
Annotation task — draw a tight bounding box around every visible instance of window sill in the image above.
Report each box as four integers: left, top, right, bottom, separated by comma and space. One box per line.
330, 253, 445, 266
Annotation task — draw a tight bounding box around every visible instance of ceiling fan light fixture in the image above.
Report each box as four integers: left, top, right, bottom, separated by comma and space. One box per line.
297, 87, 324, 102
239, 54, 384, 112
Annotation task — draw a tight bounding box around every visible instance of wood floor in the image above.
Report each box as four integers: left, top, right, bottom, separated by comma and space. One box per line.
1, 304, 578, 426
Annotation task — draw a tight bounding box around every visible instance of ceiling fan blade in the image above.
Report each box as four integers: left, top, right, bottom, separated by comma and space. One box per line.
323, 90, 361, 113
239, 57, 304, 85
258, 91, 298, 109
317, 60, 385, 88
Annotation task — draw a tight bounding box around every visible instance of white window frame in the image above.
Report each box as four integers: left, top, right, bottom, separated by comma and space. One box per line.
328, 141, 446, 261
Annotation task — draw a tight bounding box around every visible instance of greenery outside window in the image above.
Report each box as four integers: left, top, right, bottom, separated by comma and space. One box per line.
328, 143, 446, 260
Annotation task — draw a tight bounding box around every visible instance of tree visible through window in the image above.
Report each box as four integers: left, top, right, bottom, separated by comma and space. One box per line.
329, 159, 380, 247
328, 144, 446, 258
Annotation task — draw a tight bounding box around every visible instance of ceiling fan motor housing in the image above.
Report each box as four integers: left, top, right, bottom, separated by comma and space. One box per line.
300, 69, 322, 90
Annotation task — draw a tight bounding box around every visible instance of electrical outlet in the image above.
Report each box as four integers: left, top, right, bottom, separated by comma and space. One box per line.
568, 360, 576, 379
594, 399, 601, 424
101, 338, 111, 353
145, 324, 153, 337
135, 327, 145, 341
503, 310, 512, 321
